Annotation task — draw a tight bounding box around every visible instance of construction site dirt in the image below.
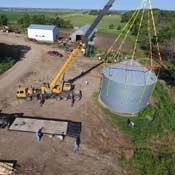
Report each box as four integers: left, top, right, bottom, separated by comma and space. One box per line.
0, 32, 131, 175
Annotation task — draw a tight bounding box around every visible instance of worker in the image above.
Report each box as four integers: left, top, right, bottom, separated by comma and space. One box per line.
40, 94, 45, 107
73, 142, 79, 154
27, 86, 33, 100
47, 85, 52, 95
35, 128, 43, 142
79, 90, 82, 98
127, 119, 135, 128
85, 80, 89, 86
70, 91, 74, 107
41, 83, 47, 95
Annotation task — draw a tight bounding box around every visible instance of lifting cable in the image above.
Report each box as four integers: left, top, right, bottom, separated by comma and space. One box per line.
139, 0, 163, 103
115, 7, 142, 62
105, 8, 139, 63
105, 0, 146, 97
121, 0, 147, 98
138, 4, 153, 104
148, 0, 162, 97
104, 0, 162, 101
131, 3, 146, 63
147, 7, 153, 67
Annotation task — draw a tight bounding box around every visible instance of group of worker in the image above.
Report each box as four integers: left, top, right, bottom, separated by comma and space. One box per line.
25, 85, 48, 105
26, 85, 81, 107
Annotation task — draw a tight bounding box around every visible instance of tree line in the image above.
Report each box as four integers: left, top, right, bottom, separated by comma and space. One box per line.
0, 13, 73, 29
121, 9, 175, 61
0, 15, 8, 25
121, 9, 175, 85
17, 13, 73, 29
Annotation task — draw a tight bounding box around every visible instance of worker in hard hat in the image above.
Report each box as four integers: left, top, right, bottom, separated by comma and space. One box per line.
27, 86, 33, 100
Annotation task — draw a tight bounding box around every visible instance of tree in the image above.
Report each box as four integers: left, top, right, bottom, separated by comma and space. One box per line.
0, 15, 8, 25
117, 25, 122, 30
109, 24, 115, 29
31, 15, 46, 25
89, 10, 99, 16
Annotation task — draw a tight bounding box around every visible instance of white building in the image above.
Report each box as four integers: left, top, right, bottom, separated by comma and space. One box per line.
27, 24, 59, 43
69, 24, 97, 42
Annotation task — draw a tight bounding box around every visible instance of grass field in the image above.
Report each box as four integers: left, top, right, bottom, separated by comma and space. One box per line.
0, 9, 74, 22
63, 13, 122, 34
0, 9, 122, 34
94, 80, 175, 175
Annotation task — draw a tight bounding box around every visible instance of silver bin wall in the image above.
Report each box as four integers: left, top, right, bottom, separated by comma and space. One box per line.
100, 60, 157, 114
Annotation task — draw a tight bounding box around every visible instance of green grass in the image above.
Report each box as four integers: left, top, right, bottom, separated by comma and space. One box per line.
94, 81, 175, 174
95, 81, 175, 145
37, 41, 53, 45
133, 150, 175, 175
0, 9, 75, 23
0, 60, 16, 74
64, 14, 122, 34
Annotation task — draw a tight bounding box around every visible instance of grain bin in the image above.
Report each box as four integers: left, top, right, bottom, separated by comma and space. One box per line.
100, 60, 157, 114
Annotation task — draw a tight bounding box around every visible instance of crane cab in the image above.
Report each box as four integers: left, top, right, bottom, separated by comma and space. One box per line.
63, 82, 72, 91
52, 81, 72, 94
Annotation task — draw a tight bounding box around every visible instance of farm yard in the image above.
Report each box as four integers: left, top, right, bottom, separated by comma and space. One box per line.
0, 31, 126, 175
0, 1, 175, 175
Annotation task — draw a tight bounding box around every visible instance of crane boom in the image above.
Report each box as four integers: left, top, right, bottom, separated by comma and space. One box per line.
16, 0, 116, 100
82, 0, 115, 42
50, 48, 80, 89
49, 0, 115, 89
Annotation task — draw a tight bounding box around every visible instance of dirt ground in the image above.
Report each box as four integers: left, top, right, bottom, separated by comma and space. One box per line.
0, 32, 130, 175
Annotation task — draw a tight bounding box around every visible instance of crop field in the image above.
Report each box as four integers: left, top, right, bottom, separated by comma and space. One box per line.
0, 9, 74, 22
63, 14, 122, 34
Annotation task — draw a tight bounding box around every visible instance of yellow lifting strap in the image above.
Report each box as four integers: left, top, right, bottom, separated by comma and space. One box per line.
121, 1, 147, 98
138, 70, 152, 103
105, 0, 147, 97
131, 2, 146, 62
50, 48, 80, 89
115, 9, 140, 60
138, 8, 153, 104
147, 8, 153, 67
115, 3, 145, 62
106, 67, 113, 96
148, 0, 161, 65
105, 8, 139, 60
138, 0, 163, 104
148, 0, 162, 98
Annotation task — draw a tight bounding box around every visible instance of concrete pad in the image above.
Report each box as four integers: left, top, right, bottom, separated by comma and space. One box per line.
9, 118, 68, 135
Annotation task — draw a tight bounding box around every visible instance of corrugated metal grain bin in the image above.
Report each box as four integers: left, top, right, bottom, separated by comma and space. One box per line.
100, 60, 157, 114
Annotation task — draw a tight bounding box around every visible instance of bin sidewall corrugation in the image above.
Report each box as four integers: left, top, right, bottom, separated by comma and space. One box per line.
100, 65, 156, 114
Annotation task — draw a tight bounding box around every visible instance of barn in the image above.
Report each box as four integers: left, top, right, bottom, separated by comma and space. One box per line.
27, 24, 59, 43
69, 24, 97, 42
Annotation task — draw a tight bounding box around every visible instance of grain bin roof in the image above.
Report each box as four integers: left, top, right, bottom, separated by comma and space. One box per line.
79, 24, 91, 33
104, 60, 157, 86
28, 24, 57, 30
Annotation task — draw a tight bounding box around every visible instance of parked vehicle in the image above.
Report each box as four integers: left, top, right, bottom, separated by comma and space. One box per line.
48, 50, 63, 57
28, 38, 37, 42
65, 47, 73, 54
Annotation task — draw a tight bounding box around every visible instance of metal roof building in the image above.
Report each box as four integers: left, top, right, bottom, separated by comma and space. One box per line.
69, 24, 97, 42
27, 24, 59, 43
100, 60, 157, 115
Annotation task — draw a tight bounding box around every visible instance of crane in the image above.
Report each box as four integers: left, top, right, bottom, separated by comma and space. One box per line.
82, 0, 115, 42
16, 0, 115, 102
